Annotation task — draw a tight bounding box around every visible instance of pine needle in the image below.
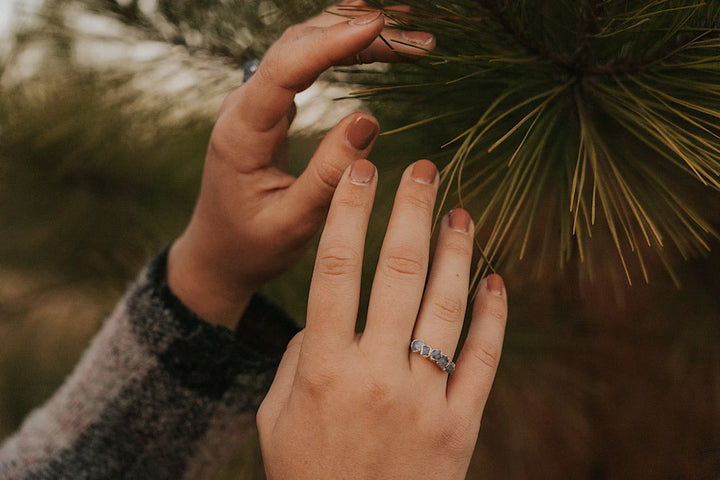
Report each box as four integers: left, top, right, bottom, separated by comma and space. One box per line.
350, 0, 720, 285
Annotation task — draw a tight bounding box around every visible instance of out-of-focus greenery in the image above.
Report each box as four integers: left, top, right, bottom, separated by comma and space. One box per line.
1, 1, 720, 479
1, 71, 207, 281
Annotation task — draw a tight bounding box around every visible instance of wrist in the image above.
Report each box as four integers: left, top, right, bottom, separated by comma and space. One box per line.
168, 233, 255, 330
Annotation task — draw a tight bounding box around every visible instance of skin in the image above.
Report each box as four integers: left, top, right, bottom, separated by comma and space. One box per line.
257, 159, 508, 480
167, 1, 508, 477
168, 2, 436, 329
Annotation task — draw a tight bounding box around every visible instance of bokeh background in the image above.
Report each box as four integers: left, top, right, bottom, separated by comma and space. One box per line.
1, 1, 719, 479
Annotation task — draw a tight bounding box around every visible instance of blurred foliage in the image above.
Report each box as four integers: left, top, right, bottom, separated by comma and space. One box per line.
82, 0, 325, 64
1, 1, 720, 479
0, 70, 207, 282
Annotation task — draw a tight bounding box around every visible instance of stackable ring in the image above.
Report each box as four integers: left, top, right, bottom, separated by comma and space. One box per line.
410, 339, 455, 374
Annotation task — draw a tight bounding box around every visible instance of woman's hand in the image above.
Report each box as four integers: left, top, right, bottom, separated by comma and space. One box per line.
257, 159, 508, 479
168, 2, 436, 329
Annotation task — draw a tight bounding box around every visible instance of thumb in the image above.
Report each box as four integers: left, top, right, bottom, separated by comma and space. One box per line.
272, 113, 379, 237
257, 331, 304, 430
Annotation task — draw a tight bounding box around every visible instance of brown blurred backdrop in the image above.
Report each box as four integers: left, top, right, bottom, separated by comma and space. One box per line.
1, 1, 720, 479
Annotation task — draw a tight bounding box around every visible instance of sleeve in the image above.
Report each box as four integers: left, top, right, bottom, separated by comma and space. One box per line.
0, 247, 299, 480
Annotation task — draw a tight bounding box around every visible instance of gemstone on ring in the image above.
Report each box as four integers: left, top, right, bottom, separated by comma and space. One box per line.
409, 339, 455, 374
243, 59, 260, 82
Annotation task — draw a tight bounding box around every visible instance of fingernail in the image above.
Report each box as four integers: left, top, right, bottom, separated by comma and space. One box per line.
487, 274, 505, 296
350, 11, 382, 26
346, 117, 379, 150
350, 159, 376, 185
401, 31, 435, 46
410, 160, 437, 184
449, 209, 471, 233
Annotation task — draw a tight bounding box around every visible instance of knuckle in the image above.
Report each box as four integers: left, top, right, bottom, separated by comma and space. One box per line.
488, 305, 507, 324
361, 376, 394, 406
475, 297, 508, 326
382, 249, 426, 278
298, 366, 340, 397
467, 340, 502, 371
355, 373, 411, 418
316, 246, 361, 277
435, 418, 474, 461
397, 190, 435, 212
430, 294, 465, 324
479, 301, 508, 325
313, 160, 345, 194
334, 190, 368, 210
442, 236, 473, 258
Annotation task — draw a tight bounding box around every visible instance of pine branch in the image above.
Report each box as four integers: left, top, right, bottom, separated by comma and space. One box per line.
352, 0, 720, 286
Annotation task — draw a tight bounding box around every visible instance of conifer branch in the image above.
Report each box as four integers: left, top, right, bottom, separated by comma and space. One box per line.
355, 0, 720, 285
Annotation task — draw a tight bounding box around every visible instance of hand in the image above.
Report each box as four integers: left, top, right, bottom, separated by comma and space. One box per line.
167, 2, 436, 328
257, 159, 508, 479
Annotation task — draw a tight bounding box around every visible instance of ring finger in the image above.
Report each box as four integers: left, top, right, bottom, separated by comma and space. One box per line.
409, 209, 474, 379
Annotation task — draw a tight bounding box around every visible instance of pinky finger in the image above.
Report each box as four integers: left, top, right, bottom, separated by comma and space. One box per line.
447, 274, 507, 416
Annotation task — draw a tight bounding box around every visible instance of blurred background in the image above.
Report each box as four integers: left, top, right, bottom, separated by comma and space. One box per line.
1, 1, 719, 479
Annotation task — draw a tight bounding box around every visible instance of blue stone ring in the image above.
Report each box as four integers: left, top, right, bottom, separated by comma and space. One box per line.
243, 59, 260, 82
410, 339, 455, 374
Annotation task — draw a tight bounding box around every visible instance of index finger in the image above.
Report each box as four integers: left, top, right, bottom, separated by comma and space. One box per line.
302, 159, 378, 355
237, 12, 385, 132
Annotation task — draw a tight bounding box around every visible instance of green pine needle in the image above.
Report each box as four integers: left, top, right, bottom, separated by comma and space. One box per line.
346, 0, 720, 286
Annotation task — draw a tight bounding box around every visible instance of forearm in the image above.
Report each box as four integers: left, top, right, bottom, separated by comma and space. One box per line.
0, 248, 298, 480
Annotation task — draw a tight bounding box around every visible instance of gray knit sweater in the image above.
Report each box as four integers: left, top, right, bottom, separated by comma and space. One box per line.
0, 248, 299, 479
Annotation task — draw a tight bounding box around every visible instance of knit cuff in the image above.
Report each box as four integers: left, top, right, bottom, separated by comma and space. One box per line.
125, 247, 299, 400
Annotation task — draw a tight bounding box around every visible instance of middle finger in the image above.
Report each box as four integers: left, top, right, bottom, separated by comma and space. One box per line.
304, 159, 378, 355
361, 160, 438, 355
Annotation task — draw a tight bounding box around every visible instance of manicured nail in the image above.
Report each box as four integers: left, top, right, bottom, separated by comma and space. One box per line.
401, 31, 435, 46
449, 209, 471, 233
346, 117, 379, 150
350, 159, 376, 185
410, 160, 437, 184
350, 11, 382, 26
487, 274, 505, 296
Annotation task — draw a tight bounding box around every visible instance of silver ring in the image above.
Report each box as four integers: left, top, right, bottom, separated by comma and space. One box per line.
410, 339, 455, 374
